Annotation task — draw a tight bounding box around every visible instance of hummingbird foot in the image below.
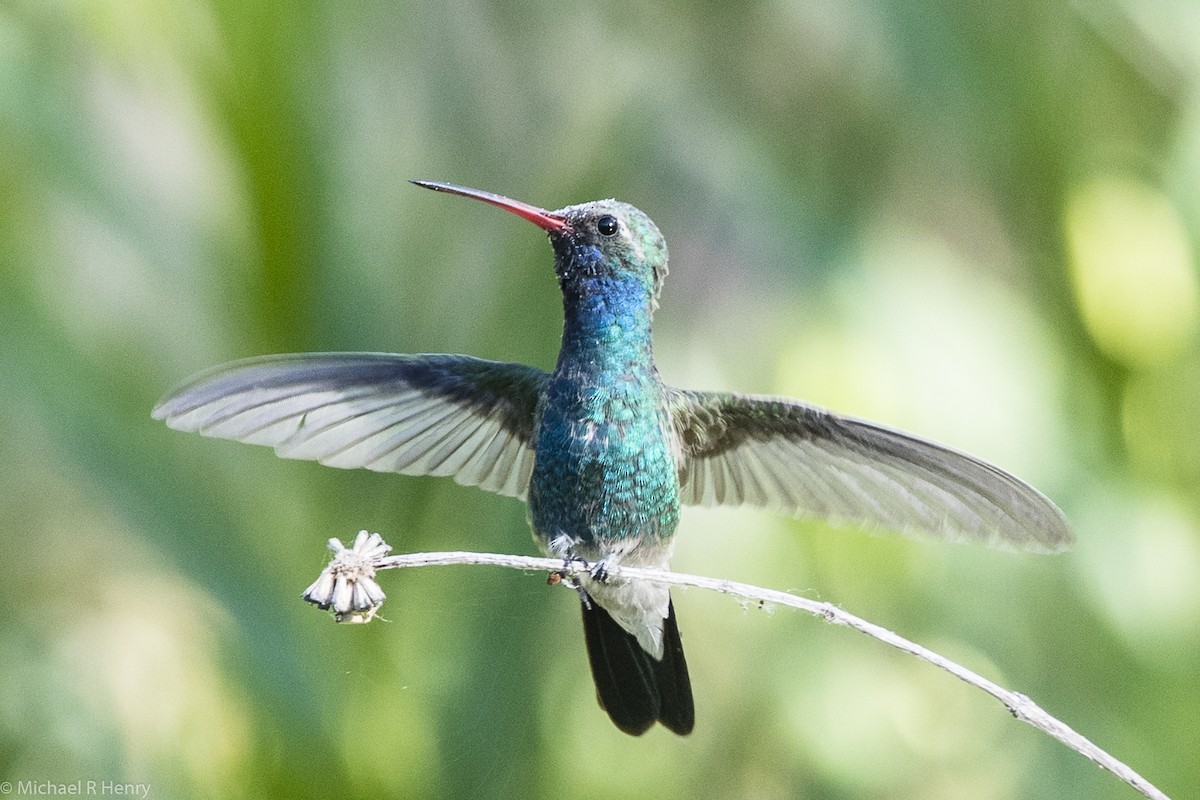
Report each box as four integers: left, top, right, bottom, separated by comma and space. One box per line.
586, 556, 612, 584
559, 553, 616, 584
549, 555, 598, 609
562, 556, 617, 609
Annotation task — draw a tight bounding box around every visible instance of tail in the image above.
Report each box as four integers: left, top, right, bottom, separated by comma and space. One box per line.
580, 597, 694, 735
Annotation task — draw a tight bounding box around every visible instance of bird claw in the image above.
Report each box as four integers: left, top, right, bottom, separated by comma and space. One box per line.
559, 555, 613, 584
549, 556, 604, 609
587, 558, 611, 583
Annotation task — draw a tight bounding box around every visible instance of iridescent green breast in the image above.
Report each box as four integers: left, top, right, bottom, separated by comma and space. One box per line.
529, 369, 680, 558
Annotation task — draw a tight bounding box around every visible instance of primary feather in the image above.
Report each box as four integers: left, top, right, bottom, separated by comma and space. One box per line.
153, 353, 548, 499
669, 389, 1071, 551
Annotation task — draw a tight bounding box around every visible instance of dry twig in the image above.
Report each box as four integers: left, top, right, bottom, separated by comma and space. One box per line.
303, 532, 1170, 800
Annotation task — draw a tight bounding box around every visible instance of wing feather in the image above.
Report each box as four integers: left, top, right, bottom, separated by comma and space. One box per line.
670, 389, 1071, 551
153, 353, 549, 499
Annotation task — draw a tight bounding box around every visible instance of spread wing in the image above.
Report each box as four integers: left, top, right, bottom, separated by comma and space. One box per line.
669, 390, 1071, 551
153, 353, 549, 499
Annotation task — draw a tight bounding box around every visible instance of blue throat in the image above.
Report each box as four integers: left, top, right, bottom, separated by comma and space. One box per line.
557, 273, 655, 376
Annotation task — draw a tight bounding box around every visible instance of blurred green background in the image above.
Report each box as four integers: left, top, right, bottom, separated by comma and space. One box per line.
2, 0, 1198, 798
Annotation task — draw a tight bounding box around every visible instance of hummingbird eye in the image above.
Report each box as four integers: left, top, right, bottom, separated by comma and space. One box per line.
596, 215, 619, 237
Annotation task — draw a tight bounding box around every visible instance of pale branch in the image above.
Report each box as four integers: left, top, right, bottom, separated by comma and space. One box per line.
303, 532, 1170, 800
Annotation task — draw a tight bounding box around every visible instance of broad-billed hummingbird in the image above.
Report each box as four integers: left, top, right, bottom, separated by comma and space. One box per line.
153, 181, 1071, 736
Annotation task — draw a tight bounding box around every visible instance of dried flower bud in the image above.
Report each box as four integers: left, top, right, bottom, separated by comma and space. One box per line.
302, 531, 392, 623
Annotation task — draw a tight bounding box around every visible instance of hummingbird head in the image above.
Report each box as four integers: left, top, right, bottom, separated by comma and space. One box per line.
551, 199, 669, 310
412, 181, 669, 310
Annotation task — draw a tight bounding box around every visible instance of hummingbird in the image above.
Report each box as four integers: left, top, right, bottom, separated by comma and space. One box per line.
153, 181, 1072, 736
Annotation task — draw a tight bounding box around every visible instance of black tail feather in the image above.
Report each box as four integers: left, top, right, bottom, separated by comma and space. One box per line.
580, 598, 694, 735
